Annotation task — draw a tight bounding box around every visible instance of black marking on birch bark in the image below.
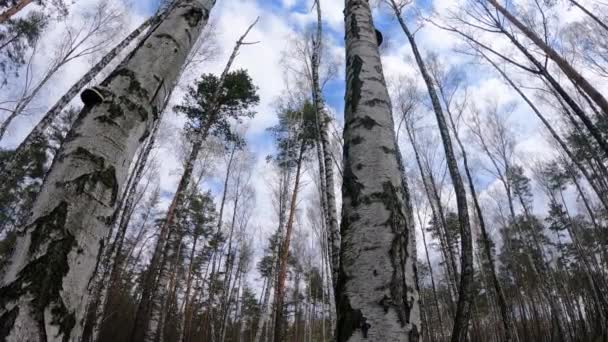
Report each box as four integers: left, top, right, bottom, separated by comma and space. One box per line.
102, 68, 149, 101
350, 12, 360, 39
336, 279, 371, 340
58, 158, 119, 206
71, 147, 105, 168
350, 56, 363, 114
0, 306, 18, 340
185, 28, 192, 44
343, 163, 364, 208
0, 202, 76, 341
351, 116, 379, 130
364, 98, 388, 108
28, 202, 69, 254
380, 146, 396, 155
409, 322, 420, 341
94, 115, 121, 128
182, 7, 204, 27
351, 135, 364, 145
119, 95, 149, 122
63, 106, 94, 144
379, 294, 392, 313
372, 182, 412, 327
106, 101, 127, 120
155, 33, 181, 51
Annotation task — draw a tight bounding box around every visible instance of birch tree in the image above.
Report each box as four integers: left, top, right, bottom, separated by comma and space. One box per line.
337, 0, 420, 340
311, 0, 340, 291
0, 1, 215, 340
0, 0, 123, 140
383, 1, 474, 340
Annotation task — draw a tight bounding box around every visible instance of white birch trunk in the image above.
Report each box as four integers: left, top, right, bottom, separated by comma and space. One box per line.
0, 14, 156, 180
0, 1, 214, 341
311, 0, 340, 292
337, 1, 420, 340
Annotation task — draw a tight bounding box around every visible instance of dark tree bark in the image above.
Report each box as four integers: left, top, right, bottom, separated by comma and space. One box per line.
387, 1, 474, 340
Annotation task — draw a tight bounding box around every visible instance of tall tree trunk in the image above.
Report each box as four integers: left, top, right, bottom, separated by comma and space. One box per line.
414, 206, 445, 341
337, 1, 420, 340
405, 123, 458, 306
138, 136, 204, 342
388, 2, 473, 340
441, 82, 514, 341
273, 142, 305, 342
0, 0, 214, 340
0, 14, 156, 178
202, 143, 236, 336
487, 0, 608, 115
177, 233, 199, 342
253, 169, 291, 342
219, 194, 241, 341
311, 0, 340, 292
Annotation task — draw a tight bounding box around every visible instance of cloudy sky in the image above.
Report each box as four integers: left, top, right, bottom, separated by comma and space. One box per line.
1, 0, 604, 275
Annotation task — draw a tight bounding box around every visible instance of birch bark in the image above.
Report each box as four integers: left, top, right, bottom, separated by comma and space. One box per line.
387, 2, 474, 340
337, 1, 420, 340
0, 1, 214, 341
311, 0, 340, 292
0, 14, 156, 180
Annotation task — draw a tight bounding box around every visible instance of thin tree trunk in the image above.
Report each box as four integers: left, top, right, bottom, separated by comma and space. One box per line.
436, 67, 514, 341
253, 170, 290, 342
311, 0, 340, 292
405, 123, 458, 307
140, 136, 204, 342
178, 234, 199, 342
338, 1, 420, 340
415, 206, 445, 341
0, 0, 214, 340
568, 0, 608, 32
488, 0, 608, 115
389, 2, 473, 340
273, 142, 305, 342
0, 0, 34, 23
